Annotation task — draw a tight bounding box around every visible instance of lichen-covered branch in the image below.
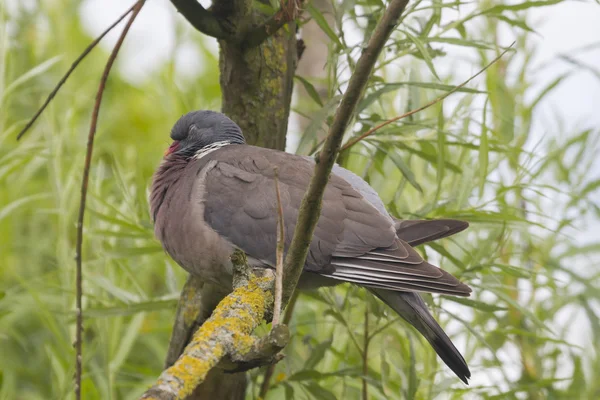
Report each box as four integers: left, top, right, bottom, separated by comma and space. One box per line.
280, 0, 411, 305
140, 252, 286, 400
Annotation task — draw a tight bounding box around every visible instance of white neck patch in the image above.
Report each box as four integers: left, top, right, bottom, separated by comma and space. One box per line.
193, 141, 232, 160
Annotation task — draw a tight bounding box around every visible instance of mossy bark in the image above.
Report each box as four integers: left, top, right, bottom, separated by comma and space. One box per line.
141, 268, 277, 400
220, 26, 297, 151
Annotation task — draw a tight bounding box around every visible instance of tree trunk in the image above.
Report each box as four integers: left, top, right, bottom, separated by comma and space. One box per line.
164, 4, 298, 399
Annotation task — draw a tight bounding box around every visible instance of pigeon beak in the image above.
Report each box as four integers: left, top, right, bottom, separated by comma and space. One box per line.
164, 141, 180, 156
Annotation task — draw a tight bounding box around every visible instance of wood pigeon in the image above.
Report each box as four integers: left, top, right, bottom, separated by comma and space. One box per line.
150, 110, 472, 383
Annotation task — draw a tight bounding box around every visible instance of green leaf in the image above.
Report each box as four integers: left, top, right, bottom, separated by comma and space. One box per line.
88, 208, 148, 234
385, 148, 423, 193
288, 370, 324, 382
85, 298, 178, 317
406, 334, 419, 400
109, 313, 145, 372
307, 4, 342, 47
403, 30, 440, 80
297, 95, 341, 155
295, 75, 324, 107
493, 15, 535, 32
2, 56, 61, 101
486, 63, 515, 143
0, 193, 50, 222
283, 382, 294, 400
358, 82, 483, 114
529, 73, 569, 111
478, 99, 489, 198
445, 297, 507, 312
305, 382, 337, 400
483, 0, 562, 14
305, 338, 333, 369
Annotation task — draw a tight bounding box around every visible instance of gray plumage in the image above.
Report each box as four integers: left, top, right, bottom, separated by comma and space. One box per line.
150, 110, 472, 383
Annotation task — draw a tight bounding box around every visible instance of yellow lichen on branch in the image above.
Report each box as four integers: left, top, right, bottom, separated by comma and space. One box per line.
140, 255, 277, 400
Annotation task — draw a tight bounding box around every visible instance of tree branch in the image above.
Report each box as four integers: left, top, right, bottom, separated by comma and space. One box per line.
242, 0, 304, 48
74, 2, 146, 399
258, 290, 299, 397
170, 0, 233, 39
280, 0, 411, 305
140, 251, 288, 400
272, 168, 285, 325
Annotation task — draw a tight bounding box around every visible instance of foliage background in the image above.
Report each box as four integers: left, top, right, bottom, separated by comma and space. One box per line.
1, 0, 600, 399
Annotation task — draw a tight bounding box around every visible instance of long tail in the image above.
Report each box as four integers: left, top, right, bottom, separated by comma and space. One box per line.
370, 288, 471, 384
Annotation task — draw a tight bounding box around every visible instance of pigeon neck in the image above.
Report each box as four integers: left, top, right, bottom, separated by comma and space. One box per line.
193, 140, 232, 161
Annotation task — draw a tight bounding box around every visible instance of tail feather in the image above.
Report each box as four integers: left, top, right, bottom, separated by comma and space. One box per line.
394, 219, 469, 247
370, 288, 470, 384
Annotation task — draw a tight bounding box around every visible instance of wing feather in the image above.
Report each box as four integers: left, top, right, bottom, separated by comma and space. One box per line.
198, 145, 470, 297
201, 145, 396, 270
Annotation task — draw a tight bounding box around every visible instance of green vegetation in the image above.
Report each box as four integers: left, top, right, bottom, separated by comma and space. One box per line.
1, 0, 599, 399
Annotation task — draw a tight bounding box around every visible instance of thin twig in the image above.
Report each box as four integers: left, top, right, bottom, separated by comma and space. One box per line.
362, 304, 369, 400
272, 168, 285, 326
280, 0, 411, 306
259, 290, 299, 397
16, 2, 139, 140
74, 2, 145, 399
340, 43, 515, 152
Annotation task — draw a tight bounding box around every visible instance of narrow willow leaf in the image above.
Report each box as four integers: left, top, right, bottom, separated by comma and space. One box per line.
297, 95, 341, 155
305, 338, 333, 369
403, 30, 440, 80
295, 75, 324, 107
479, 99, 489, 197
307, 4, 342, 47
483, 0, 562, 14
358, 81, 483, 114
288, 370, 324, 382
305, 382, 338, 400
109, 313, 145, 372
486, 62, 515, 143
529, 73, 569, 111
385, 149, 423, 193
0, 193, 50, 222
407, 334, 419, 400
102, 246, 164, 259
445, 297, 507, 312
426, 37, 496, 50
85, 299, 177, 317
2, 56, 61, 101
88, 208, 148, 234
427, 242, 464, 268
436, 104, 446, 191
283, 383, 294, 400
493, 15, 535, 32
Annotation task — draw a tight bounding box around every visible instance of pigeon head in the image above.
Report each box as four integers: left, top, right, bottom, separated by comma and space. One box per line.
165, 110, 245, 158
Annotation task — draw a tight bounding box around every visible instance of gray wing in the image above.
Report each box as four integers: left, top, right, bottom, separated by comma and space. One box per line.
200, 145, 470, 296
329, 161, 469, 247
201, 146, 396, 272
